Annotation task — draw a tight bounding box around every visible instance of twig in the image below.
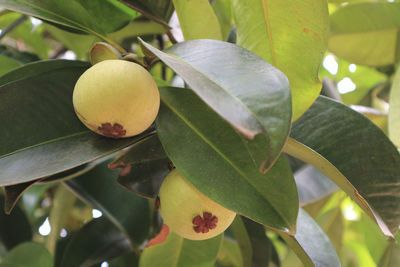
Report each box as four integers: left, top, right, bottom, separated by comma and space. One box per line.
166, 30, 177, 44
0, 15, 28, 41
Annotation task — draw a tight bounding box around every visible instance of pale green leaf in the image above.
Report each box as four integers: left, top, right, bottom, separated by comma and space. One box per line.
233, 0, 329, 121
140, 232, 223, 267
173, 0, 222, 40
389, 66, 400, 148
329, 2, 400, 66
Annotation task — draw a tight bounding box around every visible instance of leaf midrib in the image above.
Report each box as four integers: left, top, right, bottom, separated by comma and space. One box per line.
173, 237, 184, 267
260, 0, 276, 65
161, 97, 293, 230
146, 41, 270, 139
0, 131, 90, 160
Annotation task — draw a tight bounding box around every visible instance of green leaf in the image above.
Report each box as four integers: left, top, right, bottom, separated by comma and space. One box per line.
44, 23, 98, 60
108, 19, 166, 43
277, 209, 340, 267
347, 213, 388, 264
316, 207, 344, 254
319, 56, 387, 106
0, 0, 136, 52
229, 216, 253, 266
64, 160, 150, 246
211, 0, 233, 41
242, 217, 281, 267
295, 165, 338, 205
173, 0, 222, 40
141, 39, 291, 171
0, 12, 49, 58
46, 184, 77, 255
109, 253, 139, 267
329, 2, 400, 66
156, 87, 298, 232
0, 55, 22, 76
229, 216, 252, 267
287, 96, 400, 236
1, 242, 52, 267
233, 0, 329, 121
0, 60, 141, 186
216, 238, 242, 267
380, 237, 400, 267
139, 232, 223, 267
21, 183, 53, 220
4, 180, 38, 213
0, 44, 40, 65
0, 59, 84, 85
0, 195, 32, 251
389, 66, 400, 148
110, 134, 170, 199
351, 105, 388, 134
59, 218, 132, 267
117, 0, 174, 27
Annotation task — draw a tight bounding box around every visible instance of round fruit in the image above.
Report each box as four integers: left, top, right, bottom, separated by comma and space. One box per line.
158, 169, 236, 240
73, 59, 160, 138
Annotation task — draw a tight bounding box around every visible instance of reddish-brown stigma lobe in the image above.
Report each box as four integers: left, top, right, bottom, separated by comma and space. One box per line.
192, 212, 218, 233
98, 123, 126, 138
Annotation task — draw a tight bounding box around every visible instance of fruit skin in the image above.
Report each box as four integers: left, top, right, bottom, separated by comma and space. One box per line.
158, 169, 236, 240
73, 59, 160, 138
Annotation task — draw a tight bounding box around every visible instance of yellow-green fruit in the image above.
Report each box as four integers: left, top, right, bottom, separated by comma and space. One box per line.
158, 169, 236, 240
73, 59, 160, 138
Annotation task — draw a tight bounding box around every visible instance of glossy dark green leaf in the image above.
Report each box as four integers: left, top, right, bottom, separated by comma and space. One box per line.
4, 180, 38, 213
59, 218, 132, 267
64, 160, 150, 245
1, 242, 52, 267
242, 217, 280, 267
0, 195, 32, 250
110, 134, 170, 198
290, 96, 400, 235
0, 0, 136, 35
38, 162, 96, 184
329, 2, 400, 66
117, 0, 174, 27
156, 87, 298, 233
141, 39, 291, 171
0, 60, 142, 186
3, 163, 92, 214
0, 59, 82, 85
294, 165, 338, 205
139, 232, 223, 267
109, 252, 139, 267
233, 0, 329, 121
277, 209, 340, 267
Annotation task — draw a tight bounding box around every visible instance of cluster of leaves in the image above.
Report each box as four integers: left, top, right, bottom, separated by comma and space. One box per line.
0, 0, 400, 266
